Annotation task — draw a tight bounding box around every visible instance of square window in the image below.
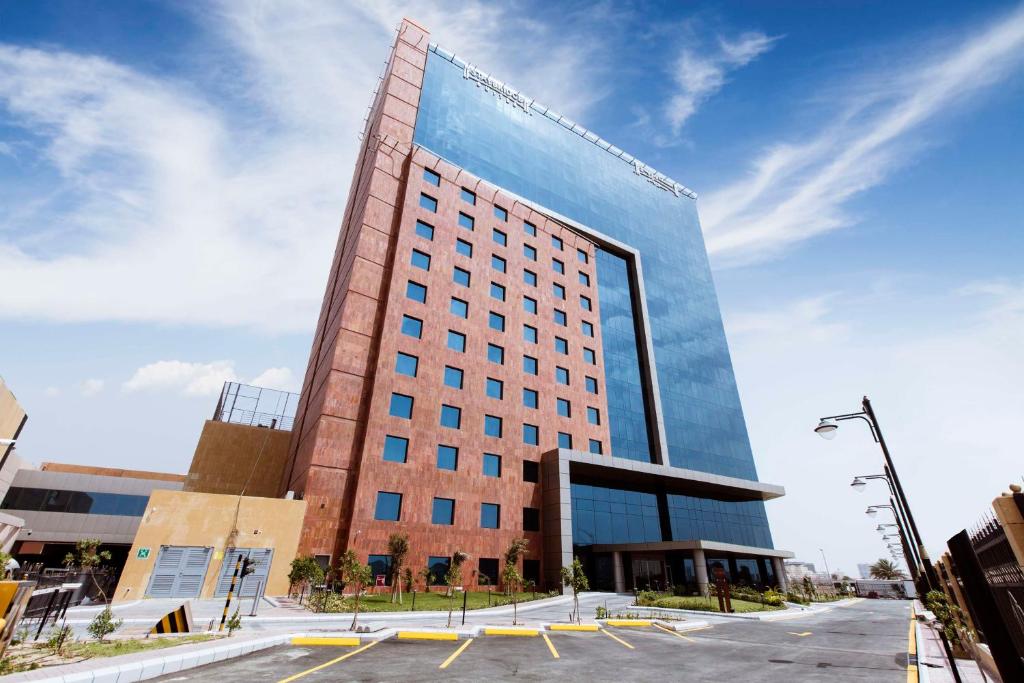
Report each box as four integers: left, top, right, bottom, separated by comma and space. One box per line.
523, 269, 537, 286
415, 220, 434, 240
557, 398, 571, 417
555, 337, 568, 354
401, 315, 423, 338
523, 423, 539, 445
523, 296, 537, 314
491, 254, 506, 273
523, 244, 537, 261
382, 435, 408, 463
447, 330, 466, 352
587, 407, 601, 425
450, 297, 468, 318
558, 432, 573, 449
444, 366, 464, 389
585, 376, 598, 394
432, 497, 455, 525
577, 248, 588, 264
411, 249, 430, 271
523, 355, 538, 375
481, 502, 500, 529
552, 258, 564, 274
437, 444, 459, 470
556, 366, 569, 385
487, 343, 504, 365
551, 235, 563, 251
389, 393, 413, 419
440, 404, 462, 429
523, 325, 537, 344
523, 460, 539, 482
483, 453, 501, 478
419, 193, 437, 212
490, 282, 505, 301
374, 491, 402, 521
579, 271, 590, 287
486, 378, 504, 400
453, 266, 471, 287
553, 283, 565, 300
484, 414, 503, 438
584, 347, 597, 364
479, 558, 499, 585
423, 167, 440, 186
456, 239, 473, 257
580, 295, 592, 311
522, 388, 538, 409
458, 212, 474, 230
428, 556, 450, 584
489, 312, 505, 332
406, 281, 427, 303
493, 205, 508, 221
582, 321, 594, 337
523, 507, 540, 532
553, 309, 566, 326
493, 228, 507, 246
524, 220, 537, 236
395, 352, 418, 377
588, 439, 603, 455
461, 187, 476, 204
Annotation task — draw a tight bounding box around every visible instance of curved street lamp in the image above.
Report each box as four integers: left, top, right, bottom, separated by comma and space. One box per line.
816, 396, 936, 591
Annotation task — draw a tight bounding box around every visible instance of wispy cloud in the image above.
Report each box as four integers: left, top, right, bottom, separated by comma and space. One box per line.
0, 1, 612, 333
701, 6, 1024, 265
79, 379, 104, 397
667, 31, 779, 134
123, 360, 238, 397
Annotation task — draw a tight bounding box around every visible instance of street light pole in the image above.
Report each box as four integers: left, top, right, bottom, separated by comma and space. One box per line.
851, 472, 923, 577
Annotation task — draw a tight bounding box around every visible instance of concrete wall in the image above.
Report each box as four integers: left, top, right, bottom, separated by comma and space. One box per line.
114, 489, 306, 601
0, 377, 26, 444
184, 421, 292, 498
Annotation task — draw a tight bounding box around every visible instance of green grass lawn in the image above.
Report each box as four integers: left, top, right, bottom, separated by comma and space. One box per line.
313, 589, 546, 613
66, 634, 221, 658
639, 595, 784, 613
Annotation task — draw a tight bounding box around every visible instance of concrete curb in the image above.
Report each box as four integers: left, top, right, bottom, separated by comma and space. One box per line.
626, 598, 860, 622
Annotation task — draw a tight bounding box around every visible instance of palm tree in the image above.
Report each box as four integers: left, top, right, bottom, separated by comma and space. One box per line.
419, 566, 435, 593
869, 558, 907, 580
388, 533, 410, 604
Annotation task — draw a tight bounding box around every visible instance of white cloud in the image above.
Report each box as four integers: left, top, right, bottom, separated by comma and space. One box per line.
249, 366, 298, 392
123, 360, 238, 397
666, 31, 778, 134
0, 1, 612, 333
701, 6, 1024, 265
43, 386, 60, 397
78, 378, 104, 397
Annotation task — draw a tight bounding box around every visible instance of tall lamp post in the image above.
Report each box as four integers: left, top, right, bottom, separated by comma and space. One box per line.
851, 473, 922, 576
867, 504, 918, 584
815, 396, 937, 592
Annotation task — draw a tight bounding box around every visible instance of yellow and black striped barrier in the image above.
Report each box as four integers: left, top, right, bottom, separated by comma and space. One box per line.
151, 602, 193, 635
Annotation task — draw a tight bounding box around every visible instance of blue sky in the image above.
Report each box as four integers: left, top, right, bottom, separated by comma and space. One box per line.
1, 0, 1022, 575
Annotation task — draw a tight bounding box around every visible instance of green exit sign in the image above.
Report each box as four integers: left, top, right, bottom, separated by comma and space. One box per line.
137, 547, 151, 559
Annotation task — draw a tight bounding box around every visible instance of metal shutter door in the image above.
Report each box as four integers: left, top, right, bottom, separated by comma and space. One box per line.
145, 546, 212, 598
214, 547, 274, 597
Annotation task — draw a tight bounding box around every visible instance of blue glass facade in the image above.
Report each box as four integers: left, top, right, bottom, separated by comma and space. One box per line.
414, 50, 758, 482
667, 495, 773, 548
595, 249, 653, 462
571, 483, 661, 546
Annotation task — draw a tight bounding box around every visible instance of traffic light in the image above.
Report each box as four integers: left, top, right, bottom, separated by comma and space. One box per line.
240, 557, 256, 578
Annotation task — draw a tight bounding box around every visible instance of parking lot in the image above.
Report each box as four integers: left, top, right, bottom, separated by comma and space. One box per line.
154, 600, 912, 682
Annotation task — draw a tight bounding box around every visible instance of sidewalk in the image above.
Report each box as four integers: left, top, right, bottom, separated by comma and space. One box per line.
914, 604, 991, 683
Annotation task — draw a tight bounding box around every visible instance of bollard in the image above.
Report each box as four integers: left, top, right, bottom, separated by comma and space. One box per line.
411, 589, 416, 611
219, 554, 244, 632
461, 589, 468, 625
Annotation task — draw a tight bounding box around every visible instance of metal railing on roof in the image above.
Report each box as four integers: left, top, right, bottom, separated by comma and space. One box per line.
212, 381, 298, 431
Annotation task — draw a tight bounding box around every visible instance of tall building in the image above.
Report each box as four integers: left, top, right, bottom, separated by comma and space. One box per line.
282, 18, 791, 593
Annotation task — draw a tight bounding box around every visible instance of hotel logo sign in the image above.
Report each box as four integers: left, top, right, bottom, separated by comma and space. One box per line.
632, 159, 687, 197
464, 63, 532, 113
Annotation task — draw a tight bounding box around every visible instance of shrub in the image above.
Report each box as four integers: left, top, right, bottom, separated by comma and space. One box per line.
87, 607, 123, 641
635, 590, 658, 606
46, 624, 73, 655
226, 608, 242, 635
762, 589, 784, 607
595, 605, 608, 619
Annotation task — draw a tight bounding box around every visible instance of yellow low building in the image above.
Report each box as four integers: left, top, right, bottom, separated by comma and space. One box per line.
114, 489, 305, 602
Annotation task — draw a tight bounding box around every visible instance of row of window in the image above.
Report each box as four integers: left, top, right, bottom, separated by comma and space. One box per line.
367, 552, 539, 588
383, 437, 541, 479
374, 490, 540, 531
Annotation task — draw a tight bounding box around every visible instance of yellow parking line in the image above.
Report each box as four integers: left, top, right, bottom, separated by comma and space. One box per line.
278, 639, 379, 682
600, 628, 634, 649
548, 623, 599, 631
654, 623, 695, 642
439, 638, 474, 669
542, 633, 560, 659
397, 630, 458, 641
290, 636, 360, 646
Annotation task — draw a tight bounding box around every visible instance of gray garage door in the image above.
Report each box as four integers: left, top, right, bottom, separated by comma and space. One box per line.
214, 547, 274, 597
145, 546, 212, 598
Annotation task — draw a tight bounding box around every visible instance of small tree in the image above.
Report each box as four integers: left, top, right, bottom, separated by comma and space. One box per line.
869, 558, 907, 580
225, 608, 242, 635
502, 538, 529, 595
560, 557, 590, 623
86, 605, 122, 641
66, 539, 122, 640
288, 556, 325, 597
445, 551, 469, 627
388, 533, 410, 604
403, 567, 414, 594
338, 550, 373, 631
419, 566, 435, 593
502, 538, 529, 625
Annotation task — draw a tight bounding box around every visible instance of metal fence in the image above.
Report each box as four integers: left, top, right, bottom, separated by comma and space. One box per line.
212, 381, 298, 431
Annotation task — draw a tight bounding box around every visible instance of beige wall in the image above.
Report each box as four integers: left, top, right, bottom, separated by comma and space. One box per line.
184, 421, 292, 498
993, 492, 1024, 566
114, 489, 306, 602
0, 377, 26, 443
